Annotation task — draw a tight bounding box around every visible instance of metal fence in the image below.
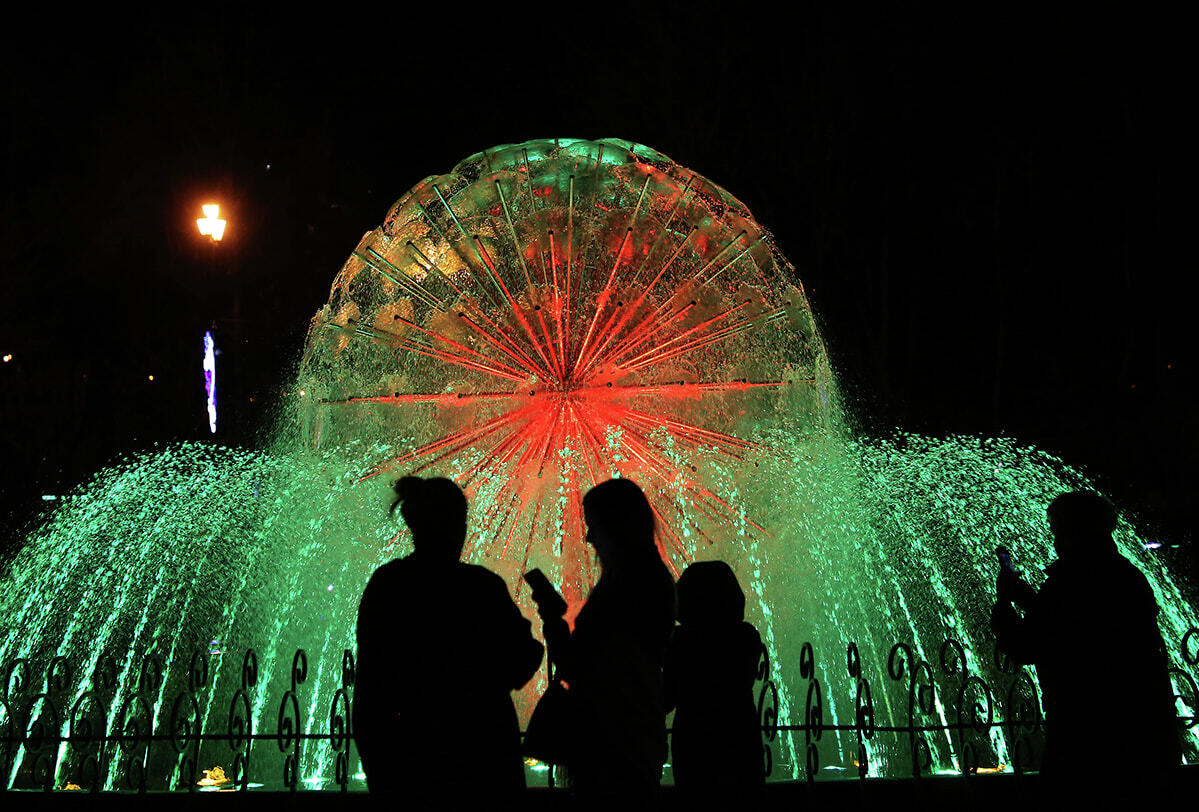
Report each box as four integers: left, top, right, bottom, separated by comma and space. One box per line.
2, 628, 1196, 793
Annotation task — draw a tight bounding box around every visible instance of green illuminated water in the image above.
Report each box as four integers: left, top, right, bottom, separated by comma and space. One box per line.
2, 433, 1195, 786
2, 137, 1196, 786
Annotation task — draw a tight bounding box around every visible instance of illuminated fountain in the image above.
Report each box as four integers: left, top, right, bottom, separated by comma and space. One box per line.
298, 137, 832, 606
1, 139, 1196, 790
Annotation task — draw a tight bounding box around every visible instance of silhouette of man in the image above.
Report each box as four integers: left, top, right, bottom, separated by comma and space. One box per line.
354, 476, 544, 804
991, 491, 1180, 781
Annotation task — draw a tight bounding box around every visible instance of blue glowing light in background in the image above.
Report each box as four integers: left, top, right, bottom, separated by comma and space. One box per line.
203, 331, 217, 434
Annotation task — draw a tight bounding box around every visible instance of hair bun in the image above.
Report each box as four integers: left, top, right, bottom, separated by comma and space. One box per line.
389, 476, 423, 515
394, 476, 423, 501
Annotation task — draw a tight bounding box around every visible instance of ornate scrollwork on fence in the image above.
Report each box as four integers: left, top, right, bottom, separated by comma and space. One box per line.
0, 628, 1194, 792
799, 641, 823, 782
1, 658, 30, 787
169, 650, 209, 792
755, 643, 778, 778
992, 640, 1042, 773
330, 649, 355, 792
846, 642, 875, 779
939, 638, 996, 775
228, 648, 258, 791
1172, 627, 1199, 732
66, 658, 114, 793
3, 658, 30, 703
888, 642, 935, 778
278, 649, 308, 792
110, 654, 164, 793
23, 658, 71, 792
0, 692, 14, 786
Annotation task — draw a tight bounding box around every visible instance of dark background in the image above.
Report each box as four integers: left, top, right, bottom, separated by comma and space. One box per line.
1, 9, 1192, 577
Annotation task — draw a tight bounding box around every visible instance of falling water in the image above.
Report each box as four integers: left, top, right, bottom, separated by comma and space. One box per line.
2, 433, 1194, 787
1, 139, 1196, 789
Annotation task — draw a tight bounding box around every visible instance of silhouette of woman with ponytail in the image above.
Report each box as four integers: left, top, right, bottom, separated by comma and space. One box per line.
355, 476, 543, 804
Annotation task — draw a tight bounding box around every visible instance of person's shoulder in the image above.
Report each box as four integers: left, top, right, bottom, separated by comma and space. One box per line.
359, 557, 417, 616
365, 556, 411, 584
667, 623, 695, 649
641, 563, 676, 616
455, 560, 503, 579
1110, 552, 1148, 579
1109, 554, 1157, 600
455, 561, 513, 592
738, 621, 763, 647
645, 560, 676, 598
1086, 551, 1151, 588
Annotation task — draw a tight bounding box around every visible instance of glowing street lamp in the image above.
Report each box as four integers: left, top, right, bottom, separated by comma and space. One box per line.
196, 204, 227, 242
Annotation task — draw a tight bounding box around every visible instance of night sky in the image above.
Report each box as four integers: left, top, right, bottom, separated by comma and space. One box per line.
2, 9, 1193, 579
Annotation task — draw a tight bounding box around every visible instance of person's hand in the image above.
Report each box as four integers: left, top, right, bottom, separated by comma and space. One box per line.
996, 565, 1020, 605
532, 586, 568, 619
997, 565, 1036, 608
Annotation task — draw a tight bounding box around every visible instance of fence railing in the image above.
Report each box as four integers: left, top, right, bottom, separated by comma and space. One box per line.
2, 628, 1196, 792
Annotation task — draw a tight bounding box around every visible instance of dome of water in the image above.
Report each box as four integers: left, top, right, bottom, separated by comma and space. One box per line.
2, 139, 1196, 790
296, 137, 834, 603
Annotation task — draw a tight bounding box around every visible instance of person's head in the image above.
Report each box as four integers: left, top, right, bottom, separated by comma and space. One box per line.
581, 478, 657, 572
390, 476, 467, 562
1047, 490, 1118, 560
677, 561, 745, 627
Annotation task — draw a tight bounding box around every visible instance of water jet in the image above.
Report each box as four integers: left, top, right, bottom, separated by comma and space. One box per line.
2, 139, 1195, 789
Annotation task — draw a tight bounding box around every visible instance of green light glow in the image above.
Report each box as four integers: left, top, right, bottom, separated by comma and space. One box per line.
2, 434, 1194, 784
1, 139, 1195, 787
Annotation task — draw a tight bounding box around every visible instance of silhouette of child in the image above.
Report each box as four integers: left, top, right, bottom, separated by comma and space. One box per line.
663, 560, 764, 801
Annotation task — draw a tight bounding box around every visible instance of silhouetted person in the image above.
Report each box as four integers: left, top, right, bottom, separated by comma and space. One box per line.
991, 491, 1180, 786
535, 478, 675, 805
354, 476, 543, 805
664, 561, 765, 803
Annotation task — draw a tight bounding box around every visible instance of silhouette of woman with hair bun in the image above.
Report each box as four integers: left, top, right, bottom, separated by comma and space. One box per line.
355, 476, 543, 803
534, 478, 676, 805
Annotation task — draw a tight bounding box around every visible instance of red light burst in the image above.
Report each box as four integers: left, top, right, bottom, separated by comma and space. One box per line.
299, 139, 831, 605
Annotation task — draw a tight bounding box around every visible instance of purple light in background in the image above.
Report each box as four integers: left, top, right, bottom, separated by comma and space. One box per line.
203, 332, 217, 434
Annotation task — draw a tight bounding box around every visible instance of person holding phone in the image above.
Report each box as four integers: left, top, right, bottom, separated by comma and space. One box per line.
530, 478, 676, 805
991, 491, 1180, 784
